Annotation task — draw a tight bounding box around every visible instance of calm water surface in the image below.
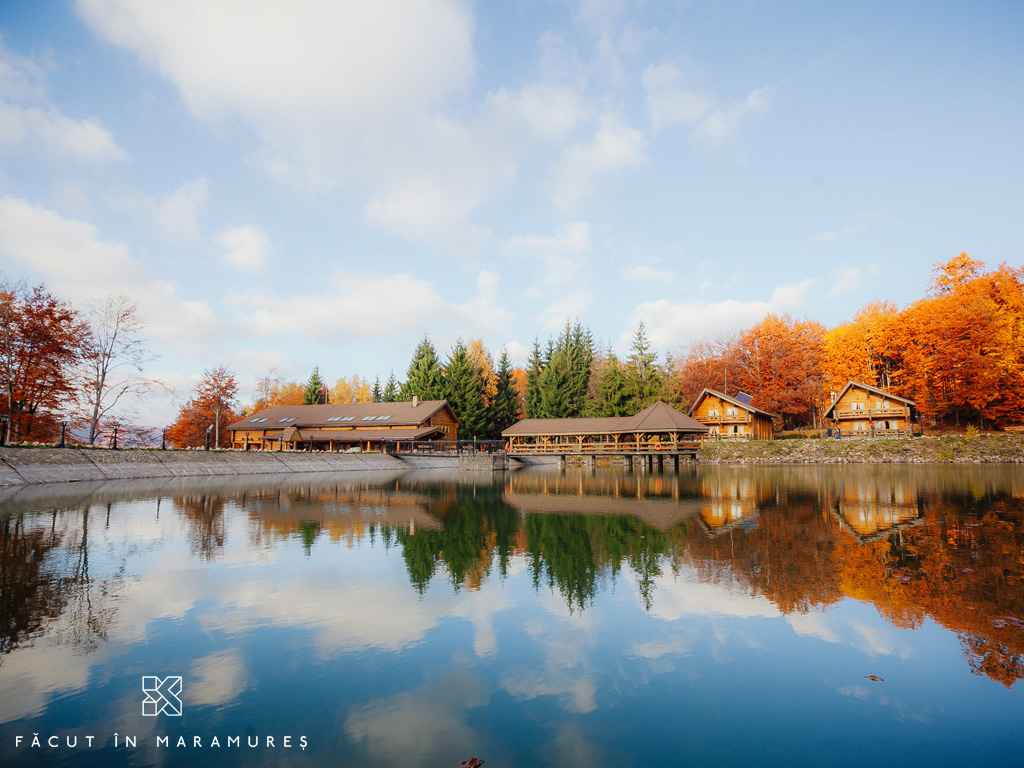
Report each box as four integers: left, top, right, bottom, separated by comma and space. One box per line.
1, 464, 1023, 767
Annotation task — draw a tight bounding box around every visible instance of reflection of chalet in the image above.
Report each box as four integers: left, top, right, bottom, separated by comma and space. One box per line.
697, 472, 763, 533
829, 480, 922, 540
824, 381, 917, 438
689, 389, 776, 441
503, 401, 708, 455
226, 398, 458, 451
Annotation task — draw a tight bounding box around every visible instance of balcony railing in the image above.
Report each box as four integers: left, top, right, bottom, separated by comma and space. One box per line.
508, 440, 702, 454
834, 407, 907, 419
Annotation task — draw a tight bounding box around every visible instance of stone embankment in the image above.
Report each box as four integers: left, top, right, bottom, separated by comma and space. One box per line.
0, 447, 409, 487
699, 434, 1024, 464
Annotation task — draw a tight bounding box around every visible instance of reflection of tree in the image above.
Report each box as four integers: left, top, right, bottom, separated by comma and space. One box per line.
0, 515, 67, 659
174, 496, 226, 560
396, 485, 519, 594
1, 507, 121, 664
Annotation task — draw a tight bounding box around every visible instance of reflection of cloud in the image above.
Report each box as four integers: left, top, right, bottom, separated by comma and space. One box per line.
628, 637, 690, 659
543, 723, 611, 768
787, 611, 841, 643
633, 570, 783, 622
187, 649, 249, 707
502, 669, 598, 714
344, 672, 488, 767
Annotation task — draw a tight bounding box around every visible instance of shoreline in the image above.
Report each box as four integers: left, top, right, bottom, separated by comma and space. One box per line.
1, 433, 1022, 487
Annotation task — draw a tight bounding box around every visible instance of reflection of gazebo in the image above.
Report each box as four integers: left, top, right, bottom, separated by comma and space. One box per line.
503, 402, 708, 457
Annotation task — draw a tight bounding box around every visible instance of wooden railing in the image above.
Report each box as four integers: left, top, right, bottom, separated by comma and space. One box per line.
834, 407, 907, 419
508, 441, 702, 454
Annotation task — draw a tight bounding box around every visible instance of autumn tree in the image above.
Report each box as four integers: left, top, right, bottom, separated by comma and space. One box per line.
166, 367, 239, 448
0, 278, 88, 441
78, 294, 158, 444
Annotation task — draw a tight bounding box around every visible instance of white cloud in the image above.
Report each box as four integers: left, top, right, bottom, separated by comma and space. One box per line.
809, 210, 890, 244
643, 59, 773, 144
0, 38, 126, 163
624, 278, 815, 352
216, 224, 271, 273
108, 178, 209, 240
828, 266, 864, 297
504, 221, 591, 255
549, 113, 647, 210
0, 197, 220, 351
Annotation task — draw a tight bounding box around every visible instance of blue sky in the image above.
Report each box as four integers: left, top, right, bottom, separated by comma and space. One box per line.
1, 0, 1021, 425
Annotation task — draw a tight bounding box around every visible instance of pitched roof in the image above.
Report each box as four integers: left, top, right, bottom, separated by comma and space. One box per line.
502, 401, 707, 437
263, 426, 444, 443
689, 388, 777, 419
824, 381, 915, 419
227, 400, 454, 431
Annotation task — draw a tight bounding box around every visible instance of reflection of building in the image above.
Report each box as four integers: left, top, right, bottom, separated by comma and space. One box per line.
226, 399, 458, 451
824, 381, 917, 438
697, 473, 763, 533
503, 401, 707, 455
689, 389, 776, 441
831, 481, 921, 539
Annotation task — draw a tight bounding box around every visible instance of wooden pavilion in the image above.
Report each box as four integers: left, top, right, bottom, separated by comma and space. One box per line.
824, 381, 917, 438
226, 398, 458, 451
689, 388, 777, 440
503, 401, 708, 456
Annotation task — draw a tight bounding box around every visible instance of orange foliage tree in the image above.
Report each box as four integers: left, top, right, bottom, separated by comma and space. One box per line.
0, 278, 88, 441
166, 367, 239, 448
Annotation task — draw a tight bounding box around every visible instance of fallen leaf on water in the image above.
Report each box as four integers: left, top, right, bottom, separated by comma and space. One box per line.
458, 759, 484, 768
864, 675, 884, 682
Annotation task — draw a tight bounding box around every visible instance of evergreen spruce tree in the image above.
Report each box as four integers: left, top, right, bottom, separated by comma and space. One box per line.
626, 321, 662, 412
302, 365, 326, 404
486, 348, 520, 438
590, 351, 631, 416
371, 377, 382, 403
525, 339, 544, 418
443, 340, 487, 439
404, 335, 444, 401
383, 370, 401, 403
659, 353, 688, 410
540, 321, 594, 418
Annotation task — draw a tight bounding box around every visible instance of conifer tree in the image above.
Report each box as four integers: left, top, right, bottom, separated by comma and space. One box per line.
404, 335, 444, 401
302, 365, 326, 404
443, 340, 487, 439
626, 321, 662, 412
382, 370, 401, 403
488, 348, 520, 437
525, 339, 545, 418
589, 351, 630, 416
371, 376, 382, 403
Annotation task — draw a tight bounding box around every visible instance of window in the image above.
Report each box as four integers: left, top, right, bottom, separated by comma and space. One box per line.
726, 408, 737, 416
708, 409, 719, 417
361, 415, 377, 421
278, 417, 296, 423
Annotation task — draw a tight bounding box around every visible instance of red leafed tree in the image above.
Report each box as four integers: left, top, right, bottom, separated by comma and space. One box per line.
730, 314, 825, 428
0, 278, 88, 441
166, 366, 239, 448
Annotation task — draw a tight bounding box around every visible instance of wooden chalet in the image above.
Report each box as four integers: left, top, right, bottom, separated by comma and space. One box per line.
226, 398, 458, 451
824, 381, 917, 438
503, 401, 708, 455
689, 388, 776, 440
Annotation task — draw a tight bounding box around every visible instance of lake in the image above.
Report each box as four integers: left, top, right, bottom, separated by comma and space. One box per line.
1, 463, 1023, 767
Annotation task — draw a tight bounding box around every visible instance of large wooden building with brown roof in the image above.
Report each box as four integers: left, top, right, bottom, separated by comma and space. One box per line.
824, 381, 917, 437
502, 401, 708, 455
226, 398, 458, 451
689, 388, 777, 441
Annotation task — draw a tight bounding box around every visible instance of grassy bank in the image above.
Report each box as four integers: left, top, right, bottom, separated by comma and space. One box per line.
698, 434, 1024, 464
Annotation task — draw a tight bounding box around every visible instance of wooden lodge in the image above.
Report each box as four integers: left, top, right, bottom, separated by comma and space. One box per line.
689, 388, 776, 441
226, 397, 458, 451
824, 381, 917, 438
502, 401, 708, 456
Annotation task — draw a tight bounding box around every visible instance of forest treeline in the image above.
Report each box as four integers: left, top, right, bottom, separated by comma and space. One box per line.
4, 254, 1022, 448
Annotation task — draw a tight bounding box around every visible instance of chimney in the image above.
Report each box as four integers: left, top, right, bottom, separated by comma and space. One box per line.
412, 395, 419, 407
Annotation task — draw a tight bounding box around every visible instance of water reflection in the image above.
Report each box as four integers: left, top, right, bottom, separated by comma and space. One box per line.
1, 465, 1023, 767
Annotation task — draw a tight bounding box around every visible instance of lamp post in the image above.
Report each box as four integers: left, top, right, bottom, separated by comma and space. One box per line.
205, 425, 212, 451
112, 423, 120, 450
60, 418, 68, 448
0, 414, 8, 447
161, 428, 166, 450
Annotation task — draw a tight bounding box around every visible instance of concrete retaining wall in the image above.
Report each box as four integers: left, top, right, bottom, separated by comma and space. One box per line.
0, 447, 410, 487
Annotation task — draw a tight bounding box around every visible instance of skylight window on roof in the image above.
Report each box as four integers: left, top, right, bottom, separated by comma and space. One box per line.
248, 417, 262, 423
376, 415, 392, 421
361, 416, 376, 421
339, 416, 354, 422
278, 417, 296, 423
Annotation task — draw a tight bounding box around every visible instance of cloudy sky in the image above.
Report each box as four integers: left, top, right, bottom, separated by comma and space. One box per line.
1, 1, 1021, 424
